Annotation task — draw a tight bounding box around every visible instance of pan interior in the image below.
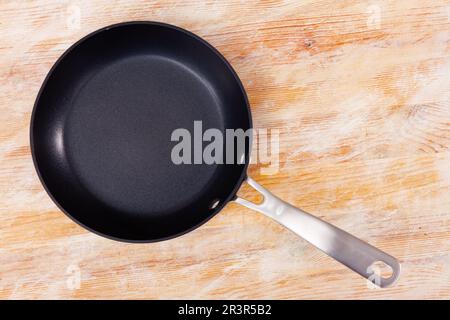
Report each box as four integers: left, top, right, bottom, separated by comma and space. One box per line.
31, 23, 251, 241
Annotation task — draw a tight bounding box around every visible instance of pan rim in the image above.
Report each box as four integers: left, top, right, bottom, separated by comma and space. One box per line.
30, 21, 253, 243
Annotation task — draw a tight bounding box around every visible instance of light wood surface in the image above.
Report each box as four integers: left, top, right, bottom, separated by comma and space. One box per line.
1, 0, 450, 299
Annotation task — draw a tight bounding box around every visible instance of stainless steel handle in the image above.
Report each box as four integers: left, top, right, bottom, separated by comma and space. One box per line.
235, 177, 400, 288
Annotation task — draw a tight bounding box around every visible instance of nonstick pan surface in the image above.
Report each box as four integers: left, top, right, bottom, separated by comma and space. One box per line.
31, 22, 400, 287
31, 22, 251, 241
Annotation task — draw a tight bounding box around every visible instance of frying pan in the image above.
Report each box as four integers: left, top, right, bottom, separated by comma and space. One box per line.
31, 21, 400, 287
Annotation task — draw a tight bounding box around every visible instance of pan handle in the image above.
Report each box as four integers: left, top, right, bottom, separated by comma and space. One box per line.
235, 177, 400, 288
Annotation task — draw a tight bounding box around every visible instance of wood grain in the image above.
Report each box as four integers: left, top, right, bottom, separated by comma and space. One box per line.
1, 0, 450, 299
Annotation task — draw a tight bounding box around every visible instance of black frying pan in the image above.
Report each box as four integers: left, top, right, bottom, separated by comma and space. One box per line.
31, 22, 400, 287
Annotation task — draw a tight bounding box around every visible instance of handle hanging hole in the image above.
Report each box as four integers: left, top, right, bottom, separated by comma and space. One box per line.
369, 260, 394, 279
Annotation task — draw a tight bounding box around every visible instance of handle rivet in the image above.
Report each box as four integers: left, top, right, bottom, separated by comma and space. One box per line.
210, 199, 220, 210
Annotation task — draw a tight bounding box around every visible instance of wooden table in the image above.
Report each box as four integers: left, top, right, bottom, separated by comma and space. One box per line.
1, 0, 450, 299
